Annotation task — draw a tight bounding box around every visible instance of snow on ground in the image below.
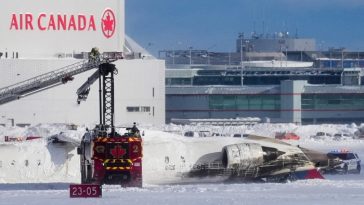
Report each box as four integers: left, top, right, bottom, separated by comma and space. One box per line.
0, 123, 364, 205
0, 177, 364, 205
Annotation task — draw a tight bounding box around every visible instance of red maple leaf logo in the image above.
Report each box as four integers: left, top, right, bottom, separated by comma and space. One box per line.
101, 9, 116, 39
103, 14, 114, 32
110, 145, 126, 159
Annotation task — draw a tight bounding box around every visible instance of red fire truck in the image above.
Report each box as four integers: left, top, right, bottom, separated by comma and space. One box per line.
73, 60, 142, 197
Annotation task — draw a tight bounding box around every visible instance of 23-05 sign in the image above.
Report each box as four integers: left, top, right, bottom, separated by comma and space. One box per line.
69, 184, 102, 198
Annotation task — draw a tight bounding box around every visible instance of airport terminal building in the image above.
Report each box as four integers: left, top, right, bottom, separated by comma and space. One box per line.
161, 33, 364, 124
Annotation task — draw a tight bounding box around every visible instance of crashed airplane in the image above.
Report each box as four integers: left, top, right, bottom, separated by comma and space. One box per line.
1, 130, 340, 184
74, 131, 337, 184
170, 135, 329, 183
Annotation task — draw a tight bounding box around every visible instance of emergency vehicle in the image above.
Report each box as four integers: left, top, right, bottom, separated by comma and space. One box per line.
327, 150, 361, 174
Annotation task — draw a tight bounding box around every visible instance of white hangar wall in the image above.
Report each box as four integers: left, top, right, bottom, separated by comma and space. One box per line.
0, 58, 165, 126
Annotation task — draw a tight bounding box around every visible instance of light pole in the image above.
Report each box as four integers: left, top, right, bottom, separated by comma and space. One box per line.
228, 52, 231, 66
357, 51, 360, 67
285, 46, 288, 68
239, 33, 244, 63
341, 49, 344, 69
245, 40, 250, 60
241, 39, 243, 63
172, 50, 175, 65
330, 49, 332, 69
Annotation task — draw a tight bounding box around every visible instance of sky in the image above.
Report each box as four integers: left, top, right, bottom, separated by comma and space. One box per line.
125, 0, 364, 56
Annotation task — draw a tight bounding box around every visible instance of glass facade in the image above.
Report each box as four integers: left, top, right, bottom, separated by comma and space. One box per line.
209, 95, 280, 110
166, 78, 192, 86
193, 76, 241, 86
302, 94, 364, 110
166, 74, 342, 86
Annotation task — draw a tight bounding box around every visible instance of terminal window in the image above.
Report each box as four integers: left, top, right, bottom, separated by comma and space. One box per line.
127, 107, 140, 112
302, 94, 364, 109
209, 95, 280, 110
141, 106, 151, 112
127, 106, 151, 113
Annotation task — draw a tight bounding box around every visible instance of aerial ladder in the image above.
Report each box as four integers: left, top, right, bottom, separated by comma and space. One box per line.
76, 61, 143, 188
0, 52, 122, 105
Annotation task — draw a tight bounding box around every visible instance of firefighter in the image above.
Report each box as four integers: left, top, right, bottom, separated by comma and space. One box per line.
131, 122, 140, 137
89, 47, 100, 63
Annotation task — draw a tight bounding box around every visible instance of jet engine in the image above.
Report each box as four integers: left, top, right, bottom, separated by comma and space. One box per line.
222, 143, 264, 170
222, 143, 284, 170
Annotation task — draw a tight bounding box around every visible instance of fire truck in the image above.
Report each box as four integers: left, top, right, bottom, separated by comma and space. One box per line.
0, 49, 143, 190
76, 56, 143, 188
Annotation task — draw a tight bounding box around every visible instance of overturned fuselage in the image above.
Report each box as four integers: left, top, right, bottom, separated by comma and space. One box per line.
143, 133, 326, 184
189, 136, 323, 182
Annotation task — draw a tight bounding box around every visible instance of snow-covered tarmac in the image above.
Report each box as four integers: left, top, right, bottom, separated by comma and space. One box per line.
0, 123, 364, 205
1, 176, 364, 205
